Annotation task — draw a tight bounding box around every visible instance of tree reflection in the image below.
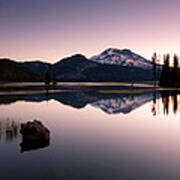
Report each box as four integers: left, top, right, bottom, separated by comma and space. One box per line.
160, 91, 179, 115
161, 91, 170, 115
151, 91, 157, 116
172, 92, 178, 114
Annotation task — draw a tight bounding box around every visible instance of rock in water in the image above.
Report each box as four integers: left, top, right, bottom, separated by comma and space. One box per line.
20, 120, 49, 140
20, 120, 50, 152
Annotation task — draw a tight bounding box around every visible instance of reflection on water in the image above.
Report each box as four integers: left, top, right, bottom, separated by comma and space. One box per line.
159, 91, 179, 115
1, 90, 180, 116
0, 90, 159, 114
0, 119, 19, 143
0, 118, 50, 152
0, 90, 169, 147
3, 89, 179, 147
20, 139, 50, 153
151, 91, 157, 116
91, 92, 156, 114
1, 89, 180, 179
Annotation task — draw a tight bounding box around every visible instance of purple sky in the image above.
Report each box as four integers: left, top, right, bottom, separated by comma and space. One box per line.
0, 0, 180, 62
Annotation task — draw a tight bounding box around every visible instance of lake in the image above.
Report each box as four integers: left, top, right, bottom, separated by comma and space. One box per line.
0, 88, 180, 180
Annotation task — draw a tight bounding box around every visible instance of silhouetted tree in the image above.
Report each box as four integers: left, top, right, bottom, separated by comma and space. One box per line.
159, 55, 166, 86
52, 69, 57, 87
152, 53, 157, 87
159, 54, 171, 87
171, 54, 179, 87
45, 66, 51, 85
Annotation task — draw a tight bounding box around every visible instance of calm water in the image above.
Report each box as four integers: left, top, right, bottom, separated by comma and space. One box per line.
0, 89, 180, 180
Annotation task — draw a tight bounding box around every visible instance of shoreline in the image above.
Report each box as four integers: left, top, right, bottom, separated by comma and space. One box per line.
0, 82, 179, 96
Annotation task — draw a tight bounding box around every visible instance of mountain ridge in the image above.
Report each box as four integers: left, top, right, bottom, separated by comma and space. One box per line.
0, 59, 43, 82
0, 48, 158, 82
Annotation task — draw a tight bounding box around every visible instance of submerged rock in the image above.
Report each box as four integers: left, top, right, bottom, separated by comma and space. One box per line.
20, 139, 50, 152
20, 120, 50, 152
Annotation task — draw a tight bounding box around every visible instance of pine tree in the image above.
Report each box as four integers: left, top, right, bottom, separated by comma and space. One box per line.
45, 66, 51, 85
171, 54, 179, 87
152, 53, 157, 87
159, 54, 171, 87
52, 69, 57, 87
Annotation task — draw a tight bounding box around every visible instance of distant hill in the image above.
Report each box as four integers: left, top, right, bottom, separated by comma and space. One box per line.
0, 59, 43, 82
53, 54, 99, 81
52, 54, 155, 82
0, 48, 159, 82
23, 61, 52, 75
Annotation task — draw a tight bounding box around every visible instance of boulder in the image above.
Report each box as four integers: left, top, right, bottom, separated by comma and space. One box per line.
20, 120, 49, 141
20, 120, 50, 152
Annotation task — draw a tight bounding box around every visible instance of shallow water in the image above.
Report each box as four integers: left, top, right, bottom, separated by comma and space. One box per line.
0, 90, 180, 179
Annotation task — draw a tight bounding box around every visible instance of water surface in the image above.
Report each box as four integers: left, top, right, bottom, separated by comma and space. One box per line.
0, 89, 180, 180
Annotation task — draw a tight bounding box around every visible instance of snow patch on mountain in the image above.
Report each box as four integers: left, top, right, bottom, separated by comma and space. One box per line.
91, 92, 157, 114
90, 48, 153, 69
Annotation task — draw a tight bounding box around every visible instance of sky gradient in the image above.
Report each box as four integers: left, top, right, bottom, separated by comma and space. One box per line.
0, 0, 180, 62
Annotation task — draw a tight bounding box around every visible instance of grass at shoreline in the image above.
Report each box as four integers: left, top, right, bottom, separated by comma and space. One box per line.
99, 89, 153, 94
0, 82, 179, 95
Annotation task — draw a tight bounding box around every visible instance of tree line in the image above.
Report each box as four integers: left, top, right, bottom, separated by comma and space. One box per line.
44, 67, 57, 86
152, 53, 180, 87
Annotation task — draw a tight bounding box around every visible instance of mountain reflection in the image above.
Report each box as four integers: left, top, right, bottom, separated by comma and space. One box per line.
91, 92, 156, 114
0, 90, 180, 115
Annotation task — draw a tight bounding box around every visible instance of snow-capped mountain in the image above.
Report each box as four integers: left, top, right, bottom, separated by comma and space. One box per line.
90, 48, 153, 69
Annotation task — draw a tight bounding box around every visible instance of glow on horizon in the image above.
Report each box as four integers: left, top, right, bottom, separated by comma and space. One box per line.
1, 0, 180, 63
